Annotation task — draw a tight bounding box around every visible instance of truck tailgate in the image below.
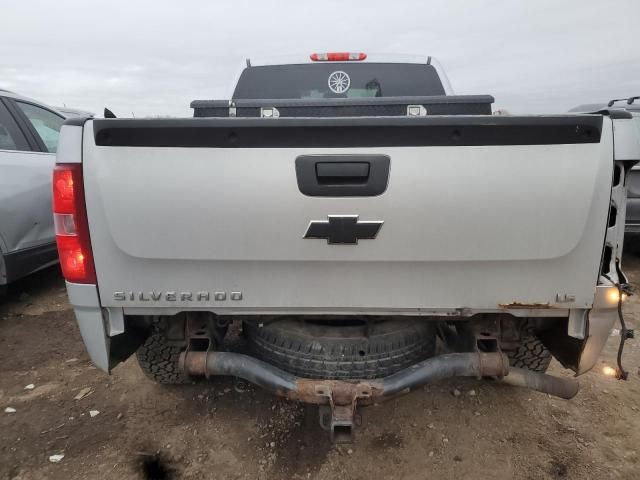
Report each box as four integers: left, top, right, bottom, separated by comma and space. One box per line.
82, 116, 613, 313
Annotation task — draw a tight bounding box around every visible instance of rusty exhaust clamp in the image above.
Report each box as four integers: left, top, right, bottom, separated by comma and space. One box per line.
179, 351, 578, 442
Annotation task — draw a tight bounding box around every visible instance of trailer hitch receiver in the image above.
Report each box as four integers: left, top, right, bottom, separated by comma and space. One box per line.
314, 382, 373, 443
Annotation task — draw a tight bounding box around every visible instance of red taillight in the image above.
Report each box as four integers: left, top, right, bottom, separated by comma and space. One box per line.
53, 164, 96, 284
310, 52, 367, 61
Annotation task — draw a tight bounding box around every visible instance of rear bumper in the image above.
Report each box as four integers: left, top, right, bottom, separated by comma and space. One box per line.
66, 281, 620, 377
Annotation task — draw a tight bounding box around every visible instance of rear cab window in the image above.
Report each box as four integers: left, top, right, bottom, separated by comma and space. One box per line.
233, 63, 445, 99
16, 102, 64, 153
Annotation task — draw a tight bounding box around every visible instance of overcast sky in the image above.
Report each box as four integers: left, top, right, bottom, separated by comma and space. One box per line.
1, 0, 639, 117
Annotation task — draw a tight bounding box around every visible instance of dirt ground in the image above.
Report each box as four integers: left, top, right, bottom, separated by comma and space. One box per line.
1, 258, 640, 480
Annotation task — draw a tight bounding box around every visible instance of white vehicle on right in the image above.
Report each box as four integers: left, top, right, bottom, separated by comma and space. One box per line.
571, 97, 640, 234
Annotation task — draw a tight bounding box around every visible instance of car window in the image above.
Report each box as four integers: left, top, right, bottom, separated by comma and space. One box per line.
0, 123, 17, 150
16, 101, 64, 153
0, 101, 29, 151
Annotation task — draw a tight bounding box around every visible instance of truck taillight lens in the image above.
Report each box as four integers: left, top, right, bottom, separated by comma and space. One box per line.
310, 52, 367, 61
53, 164, 96, 284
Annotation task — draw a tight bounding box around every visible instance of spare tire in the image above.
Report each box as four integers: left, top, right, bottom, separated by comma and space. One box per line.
243, 317, 436, 379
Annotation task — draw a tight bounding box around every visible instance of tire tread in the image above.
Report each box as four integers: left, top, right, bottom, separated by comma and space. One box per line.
506, 320, 552, 373
244, 319, 436, 379
136, 317, 189, 384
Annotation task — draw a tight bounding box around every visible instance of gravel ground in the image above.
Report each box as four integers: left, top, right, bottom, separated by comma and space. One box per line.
1, 256, 639, 480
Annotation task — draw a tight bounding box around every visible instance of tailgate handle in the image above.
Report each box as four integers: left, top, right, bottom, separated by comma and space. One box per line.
296, 155, 390, 197
315, 162, 370, 185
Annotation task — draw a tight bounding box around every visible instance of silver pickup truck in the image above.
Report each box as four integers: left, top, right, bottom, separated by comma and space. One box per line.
55, 53, 640, 442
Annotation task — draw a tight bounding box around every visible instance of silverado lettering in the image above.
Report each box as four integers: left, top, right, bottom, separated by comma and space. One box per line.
113, 291, 233, 302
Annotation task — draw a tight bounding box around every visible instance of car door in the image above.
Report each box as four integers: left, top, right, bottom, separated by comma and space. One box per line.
0, 97, 62, 280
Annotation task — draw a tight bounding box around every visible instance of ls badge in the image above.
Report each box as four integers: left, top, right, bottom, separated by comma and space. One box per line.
303, 215, 383, 245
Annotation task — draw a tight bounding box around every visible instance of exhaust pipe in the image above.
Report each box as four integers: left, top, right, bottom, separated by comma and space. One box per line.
182, 350, 300, 397
501, 367, 579, 400
381, 351, 507, 397
180, 351, 579, 401
180, 350, 579, 441
181, 351, 510, 402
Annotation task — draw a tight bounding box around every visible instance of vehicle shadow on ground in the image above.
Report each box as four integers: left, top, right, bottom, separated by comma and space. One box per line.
0, 265, 64, 305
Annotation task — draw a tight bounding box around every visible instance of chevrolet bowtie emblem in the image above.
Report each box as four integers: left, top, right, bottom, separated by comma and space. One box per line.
303, 215, 383, 244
